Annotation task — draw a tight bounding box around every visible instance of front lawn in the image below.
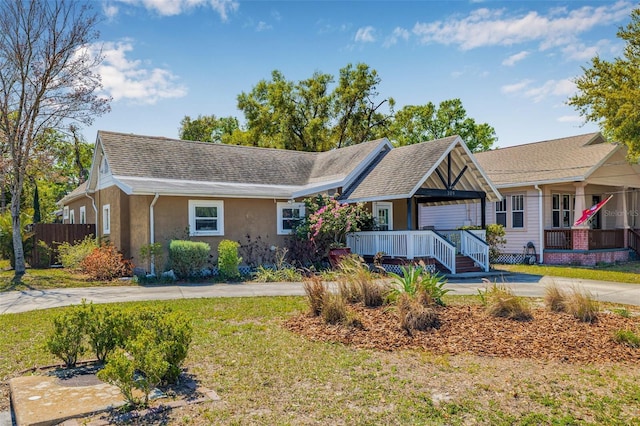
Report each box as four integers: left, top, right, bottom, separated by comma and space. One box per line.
496, 261, 640, 284
2, 296, 640, 425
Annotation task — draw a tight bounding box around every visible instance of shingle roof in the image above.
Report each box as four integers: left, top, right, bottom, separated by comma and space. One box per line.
96, 131, 389, 196
58, 181, 88, 205
475, 132, 618, 187
342, 136, 501, 203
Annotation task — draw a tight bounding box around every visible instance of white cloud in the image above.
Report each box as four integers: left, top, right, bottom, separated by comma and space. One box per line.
383, 27, 410, 48
92, 41, 187, 104
502, 50, 529, 66
557, 115, 583, 123
256, 21, 272, 32
501, 79, 533, 94
562, 39, 619, 61
412, 1, 632, 51
355, 26, 376, 43
103, 3, 119, 19
110, 0, 239, 20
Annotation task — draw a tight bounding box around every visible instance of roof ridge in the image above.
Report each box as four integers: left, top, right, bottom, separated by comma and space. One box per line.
477, 132, 601, 154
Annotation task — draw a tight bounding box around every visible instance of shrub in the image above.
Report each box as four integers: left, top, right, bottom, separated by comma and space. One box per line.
486, 224, 506, 263
81, 243, 128, 281
321, 292, 348, 325
544, 284, 567, 313
397, 294, 439, 335
387, 263, 449, 307
565, 287, 599, 323
217, 239, 242, 280
138, 242, 164, 273
85, 304, 128, 362
97, 348, 137, 405
613, 329, 640, 348
304, 275, 327, 316
58, 236, 98, 270
478, 283, 532, 321
416, 271, 450, 307
168, 239, 210, 279
46, 304, 89, 368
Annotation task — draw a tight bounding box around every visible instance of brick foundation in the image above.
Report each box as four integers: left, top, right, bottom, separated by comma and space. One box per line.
544, 249, 630, 266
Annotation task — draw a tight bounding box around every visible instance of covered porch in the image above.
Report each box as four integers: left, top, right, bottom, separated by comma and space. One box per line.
340, 136, 502, 275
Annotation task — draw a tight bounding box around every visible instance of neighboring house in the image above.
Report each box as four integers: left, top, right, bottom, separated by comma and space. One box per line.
60, 131, 501, 274
419, 132, 640, 265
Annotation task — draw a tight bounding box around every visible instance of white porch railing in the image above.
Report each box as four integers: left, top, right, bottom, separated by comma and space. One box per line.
346, 229, 490, 274
346, 230, 458, 274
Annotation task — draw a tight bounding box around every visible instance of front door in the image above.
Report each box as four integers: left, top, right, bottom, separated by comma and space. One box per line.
373, 202, 393, 231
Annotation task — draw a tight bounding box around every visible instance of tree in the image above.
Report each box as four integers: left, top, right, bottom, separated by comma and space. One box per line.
179, 114, 239, 143
233, 63, 394, 151
388, 99, 497, 152
568, 7, 640, 161
0, 0, 109, 278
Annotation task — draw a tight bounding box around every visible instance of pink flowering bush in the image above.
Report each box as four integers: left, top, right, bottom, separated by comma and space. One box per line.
306, 195, 372, 248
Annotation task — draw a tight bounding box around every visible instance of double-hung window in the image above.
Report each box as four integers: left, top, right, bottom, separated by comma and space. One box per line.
189, 200, 224, 236
277, 202, 305, 235
511, 195, 524, 228
495, 199, 507, 227
103, 204, 111, 235
552, 194, 574, 228
80, 206, 86, 225
69, 209, 75, 224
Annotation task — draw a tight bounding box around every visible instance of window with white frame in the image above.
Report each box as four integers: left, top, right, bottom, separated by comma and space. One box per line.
495, 199, 507, 227
552, 193, 574, 228
373, 201, 393, 231
277, 202, 305, 235
79, 206, 86, 224
189, 200, 224, 236
63, 206, 69, 221
102, 204, 111, 234
511, 194, 524, 228
69, 209, 75, 224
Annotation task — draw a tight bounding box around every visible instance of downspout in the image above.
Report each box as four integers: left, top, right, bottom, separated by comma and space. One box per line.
535, 185, 543, 264
86, 192, 98, 242
149, 193, 160, 275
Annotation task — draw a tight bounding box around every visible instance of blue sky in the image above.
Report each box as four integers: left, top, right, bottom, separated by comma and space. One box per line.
84, 0, 634, 148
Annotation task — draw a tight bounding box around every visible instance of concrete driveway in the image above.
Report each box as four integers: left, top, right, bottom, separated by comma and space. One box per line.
1, 273, 640, 315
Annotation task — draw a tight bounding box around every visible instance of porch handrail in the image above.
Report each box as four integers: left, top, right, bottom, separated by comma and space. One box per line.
461, 230, 489, 272
346, 230, 457, 274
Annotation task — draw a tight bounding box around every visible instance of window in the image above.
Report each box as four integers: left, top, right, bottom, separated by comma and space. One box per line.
100, 157, 109, 174
102, 204, 111, 234
277, 202, 305, 235
69, 209, 75, 224
189, 200, 224, 236
511, 195, 524, 228
63, 206, 69, 221
495, 199, 507, 227
373, 202, 393, 231
79, 206, 86, 225
552, 193, 574, 228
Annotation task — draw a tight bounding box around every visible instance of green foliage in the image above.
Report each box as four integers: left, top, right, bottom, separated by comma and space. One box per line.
97, 348, 137, 405
168, 239, 211, 279
388, 99, 497, 152
123, 329, 169, 406
485, 224, 506, 264
217, 239, 242, 280
387, 263, 450, 306
179, 114, 239, 143
568, 7, 640, 161
478, 283, 532, 321
613, 329, 640, 348
32, 240, 52, 269
58, 236, 98, 270
85, 303, 127, 362
138, 242, 164, 273
80, 243, 128, 281
46, 303, 88, 368
234, 63, 394, 151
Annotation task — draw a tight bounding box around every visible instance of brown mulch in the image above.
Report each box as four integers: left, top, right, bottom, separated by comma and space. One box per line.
284, 304, 640, 363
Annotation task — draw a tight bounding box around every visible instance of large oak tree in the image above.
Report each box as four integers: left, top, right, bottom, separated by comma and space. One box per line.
569, 7, 640, 161
0, 0, 109, 278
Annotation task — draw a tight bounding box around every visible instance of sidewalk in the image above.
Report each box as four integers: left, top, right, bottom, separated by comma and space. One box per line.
2, 273, 640, 315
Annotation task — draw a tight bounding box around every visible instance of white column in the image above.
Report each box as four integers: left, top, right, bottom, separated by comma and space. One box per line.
573, 182, 588, 229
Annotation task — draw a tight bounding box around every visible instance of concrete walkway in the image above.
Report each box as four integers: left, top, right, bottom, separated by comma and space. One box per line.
2, 273, 640, 314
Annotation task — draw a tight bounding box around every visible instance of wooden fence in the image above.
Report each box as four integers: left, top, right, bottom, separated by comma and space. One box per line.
30, 223, 96, 267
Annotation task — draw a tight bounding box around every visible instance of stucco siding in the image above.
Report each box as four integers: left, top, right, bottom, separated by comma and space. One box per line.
63, 198, 95, 225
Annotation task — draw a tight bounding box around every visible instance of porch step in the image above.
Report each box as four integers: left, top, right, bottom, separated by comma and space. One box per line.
433, 255, 482, 274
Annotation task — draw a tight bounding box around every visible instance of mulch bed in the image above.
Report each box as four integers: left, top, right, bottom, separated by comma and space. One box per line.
284, 305, 640, 363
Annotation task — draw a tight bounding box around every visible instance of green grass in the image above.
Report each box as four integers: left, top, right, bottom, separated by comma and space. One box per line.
2, 296, 640, 425
496, 261, 640, 284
